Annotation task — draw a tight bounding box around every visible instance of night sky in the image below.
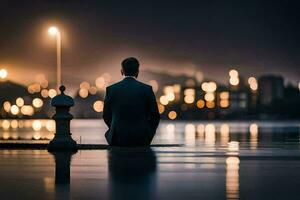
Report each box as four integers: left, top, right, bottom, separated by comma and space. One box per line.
0, 0, 299, 88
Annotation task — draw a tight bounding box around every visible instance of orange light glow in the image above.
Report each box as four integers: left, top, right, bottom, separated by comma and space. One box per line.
196, 99, 205, 109
206, 101, 215, 108
158, 104, 165, 114
0, 69, 8, 79
93, 101, 104, 112
168, 111, 177, 120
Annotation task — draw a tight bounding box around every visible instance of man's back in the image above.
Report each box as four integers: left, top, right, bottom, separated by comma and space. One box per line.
103, 77, 160, 146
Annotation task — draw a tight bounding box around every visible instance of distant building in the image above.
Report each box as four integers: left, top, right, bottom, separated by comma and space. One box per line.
258, 75, 284, 106
228, 90, 248, 112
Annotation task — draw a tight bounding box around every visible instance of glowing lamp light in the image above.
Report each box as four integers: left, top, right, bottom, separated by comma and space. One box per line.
21, 105, 34, 116
93, 101, 104, 112
10, 105, 19, 115
48, 26, 59, 36
80, 82, 90, 89
32, 98, 43, 108
48, 89, 57, 98
184, 88, 195, 96
95, 77, 106, 89
220, 92, 230, 100
196, 99, 205, 109
220, 100, 229, 108
41, 89, 49, 98
248, 77, 256, 85
166, 92, 175, 101
229, 69, 238, 77
168, 111, 177, 120
184, 96, 195, 104
229, 77, 239, 86
204, 93, 215, 101
16, 97, 24, 107
0, 69, 8, 79
159, 96, 169, 105
248, 77, 258, 91
206, 101, 215, 108
89, 86, 98, 95
157, 104, 165, 114
3, 101, 11, 112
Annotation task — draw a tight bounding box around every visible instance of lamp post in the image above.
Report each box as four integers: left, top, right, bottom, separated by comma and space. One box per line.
48, 26, 62, 92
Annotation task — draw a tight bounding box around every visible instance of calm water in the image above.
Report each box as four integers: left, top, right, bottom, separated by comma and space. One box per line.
1, 120, 300, 200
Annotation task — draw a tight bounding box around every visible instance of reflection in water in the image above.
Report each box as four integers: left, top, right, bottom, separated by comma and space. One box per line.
250, 123, 258, 150
2, 132, 10, 140
108, 148, 157, 200
226, 157, 240, 200
185, 124, 196, 146
50, 151, 75, 200
196, 124, 205, 136
166, 124, 175, 140
2, 120, 10, 130
220, 124, 230, 146
228, 141, 239, 153
205, 124, 216, 147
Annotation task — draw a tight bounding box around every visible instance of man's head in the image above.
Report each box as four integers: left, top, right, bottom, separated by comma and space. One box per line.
121, 57, 139, 77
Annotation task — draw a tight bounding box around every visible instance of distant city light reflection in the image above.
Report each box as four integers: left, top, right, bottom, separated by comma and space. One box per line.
185, 124, 196, 147
226, 156, 240, 200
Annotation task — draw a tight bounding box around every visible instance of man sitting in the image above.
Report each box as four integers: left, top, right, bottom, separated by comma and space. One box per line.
103, 57, 160, 146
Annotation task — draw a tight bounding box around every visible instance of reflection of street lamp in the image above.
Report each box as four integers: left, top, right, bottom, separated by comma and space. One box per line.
48, 26, 62, 92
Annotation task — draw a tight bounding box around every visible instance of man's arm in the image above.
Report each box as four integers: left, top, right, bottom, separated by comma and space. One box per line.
103, 87, 112, 128
147, 86, 160, 133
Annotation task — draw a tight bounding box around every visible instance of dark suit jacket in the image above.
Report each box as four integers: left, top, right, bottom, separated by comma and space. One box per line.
103, 77, 160, 146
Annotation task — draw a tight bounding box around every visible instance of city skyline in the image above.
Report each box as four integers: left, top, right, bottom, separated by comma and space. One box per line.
0, 0, 299, 87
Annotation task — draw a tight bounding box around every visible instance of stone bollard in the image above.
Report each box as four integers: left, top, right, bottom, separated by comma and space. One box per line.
48, 85, 77, 151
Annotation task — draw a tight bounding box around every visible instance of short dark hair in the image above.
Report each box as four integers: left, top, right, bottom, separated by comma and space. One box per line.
121, 57, 139, 76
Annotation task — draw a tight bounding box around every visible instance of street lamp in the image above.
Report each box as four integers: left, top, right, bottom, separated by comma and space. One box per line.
48, 26, 62, 92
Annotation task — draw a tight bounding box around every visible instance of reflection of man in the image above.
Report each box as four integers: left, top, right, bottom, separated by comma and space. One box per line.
103, 57, 160, 146
108, 148, 157, 200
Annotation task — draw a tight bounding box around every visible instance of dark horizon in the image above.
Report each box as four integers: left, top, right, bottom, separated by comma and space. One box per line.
0, 0, 299, 87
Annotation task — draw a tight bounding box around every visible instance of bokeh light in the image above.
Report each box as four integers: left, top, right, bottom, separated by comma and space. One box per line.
16, 97, 24, 107
32, 98, 43, 108
168, 111, 177, 120
10, 105, 19, 115
158, 104, 165, 114
48, 89, 57, 98
196, 99, 205, 109
229, 69, 238, 77
21, 105, 34, 116
93, 100, 104, 112
159, 96, 169, 105
0, 68, 8, 79
79, 88, 89, 98
3, 101, 11, 112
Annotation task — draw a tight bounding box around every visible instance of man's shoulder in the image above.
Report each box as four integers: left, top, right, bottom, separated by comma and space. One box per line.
135, 80, 152, 90
107, 79, 152, 91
